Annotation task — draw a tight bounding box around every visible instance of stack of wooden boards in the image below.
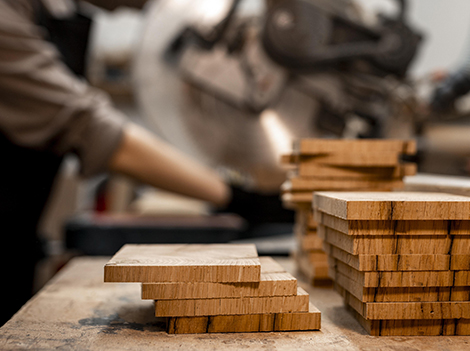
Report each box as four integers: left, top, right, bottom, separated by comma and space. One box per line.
104, 244, 321, 334
280, 139, 417, 285
313, 191, 470, 336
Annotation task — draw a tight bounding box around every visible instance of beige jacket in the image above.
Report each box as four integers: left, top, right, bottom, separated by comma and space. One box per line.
0, 0, 147, 176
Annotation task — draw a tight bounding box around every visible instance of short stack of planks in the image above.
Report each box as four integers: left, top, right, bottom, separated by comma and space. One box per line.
280, 139, 417, 285
313, 191, 470, 336
104, 244, 321, 334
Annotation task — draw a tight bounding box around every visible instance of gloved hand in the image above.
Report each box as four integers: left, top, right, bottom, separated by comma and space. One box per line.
216, 185, 294, 225
430, 71, 470, 113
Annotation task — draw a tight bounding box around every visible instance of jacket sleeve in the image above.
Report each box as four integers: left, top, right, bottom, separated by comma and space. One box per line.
0, 1, 127, 177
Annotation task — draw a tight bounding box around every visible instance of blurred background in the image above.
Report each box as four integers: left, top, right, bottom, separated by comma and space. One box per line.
32, 0, 470, 291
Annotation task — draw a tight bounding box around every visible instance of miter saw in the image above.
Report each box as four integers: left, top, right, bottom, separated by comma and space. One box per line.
133, 0, 422, 198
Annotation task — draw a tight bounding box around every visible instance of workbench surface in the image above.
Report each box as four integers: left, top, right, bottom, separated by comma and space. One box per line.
1, 257, 469, 350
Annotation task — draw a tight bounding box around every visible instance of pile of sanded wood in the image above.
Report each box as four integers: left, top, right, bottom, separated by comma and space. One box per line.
314, 191, 470, 336
104, 244, 320, 334
281, 139, 417, 285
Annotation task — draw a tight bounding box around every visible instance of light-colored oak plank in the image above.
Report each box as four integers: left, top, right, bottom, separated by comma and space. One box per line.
346, 305, 467, 336
298, 162, 417, 179
287, 177, 404, 192
104, 244, 260, 283
314, 210, 454, 236
334, 272, 454, 302
324, 243, 452, 271
318, 225, 452, 255
332, 259, 455, 287
166, 303, 321, 334
141, 257, 297, 300
154, 287, 309, 317
295, 139, 416, 156
313, 192, 470, 220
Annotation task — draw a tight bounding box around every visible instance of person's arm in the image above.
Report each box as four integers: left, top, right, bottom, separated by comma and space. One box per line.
0, 1, 230, 207
108, 124, 230, 207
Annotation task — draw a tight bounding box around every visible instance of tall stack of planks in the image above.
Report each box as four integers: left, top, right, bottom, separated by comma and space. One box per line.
104, 244, 321, 334
313, 191, 470, 336
280, 139, 417, 285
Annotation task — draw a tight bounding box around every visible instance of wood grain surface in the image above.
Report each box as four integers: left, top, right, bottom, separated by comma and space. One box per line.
294, 139, 416, 156
167, 303, 321, 334
154, 287, 309, 317
313, 192, 470, 220
141, 257, 297, 300
104, 244, 261, 283
318, 225, 452, 255
298, 162, 417, 178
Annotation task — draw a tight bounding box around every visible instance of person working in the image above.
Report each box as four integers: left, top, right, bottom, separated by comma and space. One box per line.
0, 0, 231, 325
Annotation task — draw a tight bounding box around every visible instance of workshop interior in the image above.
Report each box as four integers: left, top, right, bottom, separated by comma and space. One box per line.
42, 0, 466, 276
5, 0, 470, 343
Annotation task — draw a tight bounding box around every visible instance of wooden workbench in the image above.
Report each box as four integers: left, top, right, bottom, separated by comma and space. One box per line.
1, 257, 469, 350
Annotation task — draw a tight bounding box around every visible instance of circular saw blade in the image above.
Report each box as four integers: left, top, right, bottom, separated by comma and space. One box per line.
133, 0, 323, 191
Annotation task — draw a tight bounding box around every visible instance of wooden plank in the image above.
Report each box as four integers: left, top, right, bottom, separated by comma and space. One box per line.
154, 287, 309, 317
318, 225, 452, 255
301, 234, 324, 251
313, 192, 470, 220
295, 139, 416, 156
299, 152, 400, 167
332, 259, 455, 287
345, 304, 466, 336
287, 177, 404, 192
334, 271, 453, 302
166, 303, 321, 334
308, 251, 329, 264
294, 250, 331, 282
141, 257, 297, 300
324, 243, 452, 271
296, 209, 318, 229
282, 192, 313, 204
298, 162, 417, 179
354, 296, 470, 320
314, 210, 453, 236
104, 244, 260, 283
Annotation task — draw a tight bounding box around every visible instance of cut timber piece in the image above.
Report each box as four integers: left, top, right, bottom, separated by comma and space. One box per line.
347, 292, 470, 320
335, 271, 453, 302
314, 211, 453, 236
295, 139, 416, 155
284, 187, 399, 205
301, 235, 324, 251
332, 259, 454, 287
288, 177, 404, 191
166, 302, 321, 334
300, 152, 400, 167
141, 257, 297, 300
318, 225, 452, 255
154, 287, 309, 317
451, 255, 470, 270
295, 209, 317, 229
451, 236, 470, 254
313, 192, 470, 220
294, 250, 331, 283
104, 244, 260, 283
324, 243, 451, 271
345, 305, 468, 336
282, 192, 313, 204
298, 162, 417, 179
308, 251, 329, 264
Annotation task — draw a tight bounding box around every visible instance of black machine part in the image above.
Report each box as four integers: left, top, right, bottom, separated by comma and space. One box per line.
262, 0, 422, 77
